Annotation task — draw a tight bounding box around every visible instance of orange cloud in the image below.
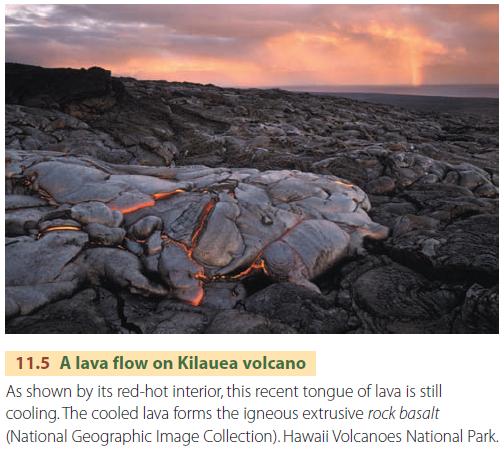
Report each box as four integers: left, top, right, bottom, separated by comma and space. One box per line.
354, 23, 447, 85
5, 4, 498, 86
262, 25, 448, 86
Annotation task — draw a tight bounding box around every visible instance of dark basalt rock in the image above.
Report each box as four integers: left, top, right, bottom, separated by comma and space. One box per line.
4, 63, 498, 333
387, 214, 498, 280
338, 256, 466, 333
6, 289, 111, 334
243, 283, 357, 333
453, 284, 498, 334
122, 297, 210, 334
6, 63, 123, 108
206, 310, 285, 334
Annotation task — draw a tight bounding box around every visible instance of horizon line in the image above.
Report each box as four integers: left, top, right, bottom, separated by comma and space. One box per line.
5, 62, 498, 89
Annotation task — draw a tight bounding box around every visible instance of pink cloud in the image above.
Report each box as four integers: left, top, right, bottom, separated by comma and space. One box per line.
5, 4, 498, 86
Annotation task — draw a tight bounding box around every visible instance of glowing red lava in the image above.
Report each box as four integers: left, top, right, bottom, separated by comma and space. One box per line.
40, 225, 82, 233
214, 257, 269, 281
110, 189, 186, 214
37, 225, 82, 239
189, 288, 205, 307
46, 225, 82, 232
112, 200, 156, 215
189, 198, 217, 253
152, 189, 186, 200
39, 189, 271, 305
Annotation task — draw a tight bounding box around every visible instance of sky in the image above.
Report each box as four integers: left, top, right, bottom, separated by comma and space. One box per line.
5, 4, 499, 87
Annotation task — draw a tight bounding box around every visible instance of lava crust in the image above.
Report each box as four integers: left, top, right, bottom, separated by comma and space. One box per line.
6, 149, 388, 317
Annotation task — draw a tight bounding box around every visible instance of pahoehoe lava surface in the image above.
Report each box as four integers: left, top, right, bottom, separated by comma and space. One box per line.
5, 64, 498, 333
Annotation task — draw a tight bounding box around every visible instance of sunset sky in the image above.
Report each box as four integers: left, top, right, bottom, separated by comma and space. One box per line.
5, 4, 499, 87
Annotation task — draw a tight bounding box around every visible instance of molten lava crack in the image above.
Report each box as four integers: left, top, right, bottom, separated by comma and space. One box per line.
152, 189, 186, 200
190, 197, 218, 252
12, 152, 388, 309
38, 225, 82, 238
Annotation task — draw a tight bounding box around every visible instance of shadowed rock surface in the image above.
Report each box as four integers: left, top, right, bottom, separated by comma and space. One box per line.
5, 64, 498, 333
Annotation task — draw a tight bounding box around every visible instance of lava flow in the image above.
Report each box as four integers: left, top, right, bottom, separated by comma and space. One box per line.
43, 225, 82, 232
152, 189, 186, 200
124, 190, 271, 296
37, 188, 272, 306
189, 197, 218, 253
112, 200, 156, 214
37, 225, 82, 239
155, 195, 269, 307
189, 289, 205, 307
212, 257, 269, 281
110, 189, 187, 214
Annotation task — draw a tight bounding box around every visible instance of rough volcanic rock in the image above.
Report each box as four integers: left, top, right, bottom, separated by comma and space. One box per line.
6, 289, 111, 334
6, 232, 88, 318
388, 214, 498, 280
337, 256, 466, 333
206, 310, 284, 334
7, 63, 498, 174
453, 284, 498, 333
5, 63, 498, 333
243, 283, 357, 333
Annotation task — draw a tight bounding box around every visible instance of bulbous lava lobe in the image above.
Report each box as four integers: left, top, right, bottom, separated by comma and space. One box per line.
6, 149, 388, 315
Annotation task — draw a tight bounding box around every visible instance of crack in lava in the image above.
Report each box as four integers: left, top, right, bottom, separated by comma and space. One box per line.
39, 189, 273, 305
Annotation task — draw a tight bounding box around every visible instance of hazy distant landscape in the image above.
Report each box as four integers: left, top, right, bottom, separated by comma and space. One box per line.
282, 84, 499, 98
322, 93, 498, 118
281, 85, 499, 117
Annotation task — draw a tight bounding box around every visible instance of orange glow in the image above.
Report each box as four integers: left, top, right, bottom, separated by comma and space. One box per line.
110, 190, 186, 215
335, 180, 354, 189
477, 9, 499, 30
40, 225, 82, 233
164, 236, 190, 253
41, 19, 484, 87
189, 288, 205, 307
162, 237, 206, 280
194, 271, 207, 282
162, 236, 206, 306
34, 187, 58, 205
190, 198, 217, 251
152, 189, 185, 200
228, 258, 269, 280
110, 200, 156, 215
100, 56, 266, 87
361, 23, 447, 86
156, 197, 271, 303
53, 31, 431, 86
209, 257, 269, 282
263, 25, 448, 86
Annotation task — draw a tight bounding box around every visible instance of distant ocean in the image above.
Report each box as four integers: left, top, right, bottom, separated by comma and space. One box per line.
281, 84, 498, 98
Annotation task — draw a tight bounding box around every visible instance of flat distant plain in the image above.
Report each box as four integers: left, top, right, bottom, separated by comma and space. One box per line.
323, 92, 498, 118
281, 84, 498, 117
